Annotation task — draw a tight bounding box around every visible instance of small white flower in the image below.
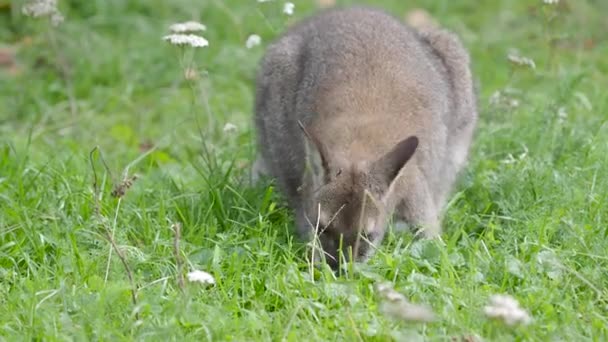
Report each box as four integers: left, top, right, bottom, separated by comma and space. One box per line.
380, 301, 436, 322
246, 34, 262, 49
484, 294, 531, 326
50, 12, 64, 26
163, 34, 209, 48
169, 21, 206, 33
257, 0, 273, 2
518, 144, 528, 160
500, 154, 517, 165
22, 0, 64, 26
543, 0, 559, 4
283, 2, 295, 16
500, 145, 528, 165
489, 88, 522, 109
187, 270, 215, 285
223, 123, 238, 133
489, 91, 502, 106
22, 0, 56, 17
557, 107, 568, 123
375, 282, 435, 323
376, 282, 407, 301
507, 53, 536, 70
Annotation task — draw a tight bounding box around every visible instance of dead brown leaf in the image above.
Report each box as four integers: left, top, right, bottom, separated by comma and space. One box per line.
404, 8, 439, 31
0, 49, 14, 66
317, 0, 335, 8
0, 47, 21, 76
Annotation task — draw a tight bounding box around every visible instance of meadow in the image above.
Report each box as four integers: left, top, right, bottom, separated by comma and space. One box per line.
1, 0, 607, 340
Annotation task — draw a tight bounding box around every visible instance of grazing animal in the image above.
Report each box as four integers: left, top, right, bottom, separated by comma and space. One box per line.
252, 6, 477, 268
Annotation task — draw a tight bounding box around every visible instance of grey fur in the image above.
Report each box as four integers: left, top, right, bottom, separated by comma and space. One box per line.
253, 6, 477, 268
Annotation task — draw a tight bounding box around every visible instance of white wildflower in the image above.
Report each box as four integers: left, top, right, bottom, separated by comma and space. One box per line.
257, 0, 273, 2
22, 0, 64, 26
507, 53, 536, 70
543, 0, 559, 4
518, 144, 528, 160
375, 282, 435, 323
557, 107, 567, 124
380, 301, 435, 323
489, 88, 522, 108
187, 270, 215, 285
500, 154, 517, 165
376, 282, 407, 301
500, 145, 527, 165
169, 21, 206, 33
489, 91, 502, 106
22, 0, 56, 17
50, 12, 64, 26
283, 2, 295, 16
484, 294, 531, 326
246, 34, 262, 49
223, 123, 238, 133
163, 34, 209, 48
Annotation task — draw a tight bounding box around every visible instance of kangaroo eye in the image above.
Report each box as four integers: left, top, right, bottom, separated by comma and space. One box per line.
335, 169, 343, 177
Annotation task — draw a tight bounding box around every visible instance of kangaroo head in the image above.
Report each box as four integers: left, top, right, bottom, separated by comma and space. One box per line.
299, 121, 419, 268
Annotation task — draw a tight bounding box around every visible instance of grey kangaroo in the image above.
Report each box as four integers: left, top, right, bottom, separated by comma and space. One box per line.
253, 6, 477, 268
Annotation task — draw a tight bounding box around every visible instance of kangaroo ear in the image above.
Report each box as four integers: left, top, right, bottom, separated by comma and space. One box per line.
370, 136, 418, 188
298, 120, 330, 181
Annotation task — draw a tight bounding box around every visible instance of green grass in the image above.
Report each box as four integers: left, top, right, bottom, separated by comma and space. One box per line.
1, 0, 607, 340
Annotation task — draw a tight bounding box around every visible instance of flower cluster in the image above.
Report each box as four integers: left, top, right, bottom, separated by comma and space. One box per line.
375, 282, 435, 322
22, 0, 64, 26
187, 270, 215, 285
507, 52, 536, 70
169, 21, 206, 33
283, 2, 295, 16
484, 294, 532, 326
246, 34, 262, 49
163, 34, 209, 48
163, 21, 209, 48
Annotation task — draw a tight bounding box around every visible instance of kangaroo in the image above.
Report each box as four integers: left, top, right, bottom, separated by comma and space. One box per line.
252, 6, 477, 268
